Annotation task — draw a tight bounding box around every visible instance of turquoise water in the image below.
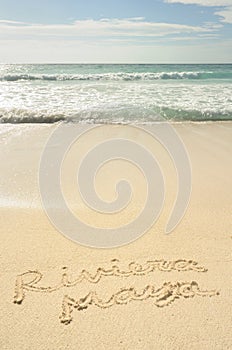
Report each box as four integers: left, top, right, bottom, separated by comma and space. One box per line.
0, 64, 232, 123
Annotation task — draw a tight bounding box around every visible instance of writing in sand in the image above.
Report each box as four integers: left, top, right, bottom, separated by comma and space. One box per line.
13, 258, 219, 324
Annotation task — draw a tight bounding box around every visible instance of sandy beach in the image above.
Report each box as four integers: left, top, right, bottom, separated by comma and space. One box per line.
0, 122, 232, 349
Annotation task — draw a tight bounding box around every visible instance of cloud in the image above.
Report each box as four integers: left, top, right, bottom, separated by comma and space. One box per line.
165, 0, 231, 5
0, 17, 220, 40
0, 20, 29, 26
0, 16, 229, 63
165, 0, 232, 23
1, 38, 231, 64
215, 7, 232, 23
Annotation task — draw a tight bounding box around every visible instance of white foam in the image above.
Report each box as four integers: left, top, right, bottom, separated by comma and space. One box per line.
0, 77, 231, 123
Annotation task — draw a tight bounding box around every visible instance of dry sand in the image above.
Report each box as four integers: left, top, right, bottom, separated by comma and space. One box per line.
0, 122, 231, 349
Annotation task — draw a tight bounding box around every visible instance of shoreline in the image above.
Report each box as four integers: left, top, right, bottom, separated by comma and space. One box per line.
1, 119, 232, 124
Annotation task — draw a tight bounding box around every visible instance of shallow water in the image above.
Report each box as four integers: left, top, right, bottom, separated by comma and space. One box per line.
0, 64, 232, 124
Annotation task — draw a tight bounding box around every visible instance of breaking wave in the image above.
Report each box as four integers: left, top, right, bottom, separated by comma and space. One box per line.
0, 110, 66, 124
1, 71, 231, 82
0, 108, 231, 124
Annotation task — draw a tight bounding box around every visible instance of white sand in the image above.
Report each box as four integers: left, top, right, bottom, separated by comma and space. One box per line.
0, 122, 231, 349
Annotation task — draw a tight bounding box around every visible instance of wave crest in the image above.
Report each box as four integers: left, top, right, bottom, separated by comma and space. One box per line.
1, 71, 227, 82
0, 109, 65, 123
0, 107, 231, 124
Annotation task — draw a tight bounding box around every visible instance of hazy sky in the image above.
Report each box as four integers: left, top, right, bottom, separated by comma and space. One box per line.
0, 0, 231, 63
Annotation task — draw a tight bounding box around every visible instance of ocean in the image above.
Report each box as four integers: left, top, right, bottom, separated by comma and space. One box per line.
0, 63, 232, 124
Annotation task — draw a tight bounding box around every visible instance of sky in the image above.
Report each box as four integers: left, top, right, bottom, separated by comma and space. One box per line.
0, 0, 231, 63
